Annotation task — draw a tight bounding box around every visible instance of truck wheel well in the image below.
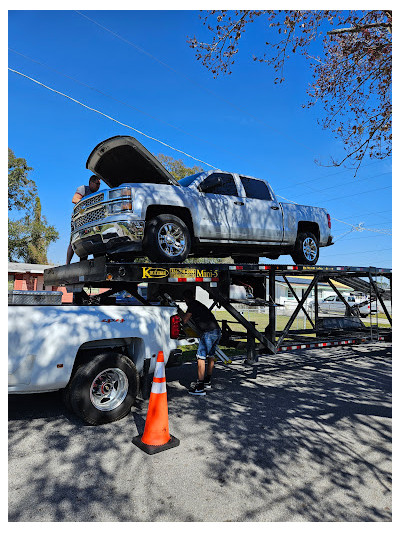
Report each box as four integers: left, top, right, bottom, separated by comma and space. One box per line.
297, 222, 320, 242
145, 205, 194, 238
70, 342, 131, 381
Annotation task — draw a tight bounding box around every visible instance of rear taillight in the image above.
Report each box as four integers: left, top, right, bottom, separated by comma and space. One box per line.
327, 213, 331, 229
170, 314, 181, 339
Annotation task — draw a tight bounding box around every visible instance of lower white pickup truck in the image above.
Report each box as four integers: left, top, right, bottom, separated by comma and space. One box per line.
8, 291, 181, 425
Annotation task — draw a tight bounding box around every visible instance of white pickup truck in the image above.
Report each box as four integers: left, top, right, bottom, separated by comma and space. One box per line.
71, 135, 333, 266
8, 291, 181, 425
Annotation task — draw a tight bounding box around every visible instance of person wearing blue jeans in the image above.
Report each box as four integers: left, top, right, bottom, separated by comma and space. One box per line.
181, 289, 222, 396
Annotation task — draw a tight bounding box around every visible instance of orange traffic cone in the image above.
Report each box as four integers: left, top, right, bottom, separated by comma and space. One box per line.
132, 351, 180, 454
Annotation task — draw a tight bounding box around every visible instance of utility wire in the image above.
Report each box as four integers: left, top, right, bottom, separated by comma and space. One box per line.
8, 67, 392, 237
277, 160, 383, 191
276, 193, 391, 235
278, 185, 392, 209
8, 47, 244, 160
336, 208, 391, 221
74, 10, 319, 155
8, 67, 218, 170
292, 171, 391, 200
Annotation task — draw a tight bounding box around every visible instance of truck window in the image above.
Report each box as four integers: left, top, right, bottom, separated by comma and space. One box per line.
199, 173, 238, 196
239, 176, 272, 200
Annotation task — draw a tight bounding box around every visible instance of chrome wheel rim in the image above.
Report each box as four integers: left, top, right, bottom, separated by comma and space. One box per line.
303, 237, 317, 262
89, 368, 129, 411
158, 223, 186, 257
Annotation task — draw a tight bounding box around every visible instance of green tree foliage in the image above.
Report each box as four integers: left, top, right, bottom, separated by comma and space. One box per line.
8, 149, 59, 263
189, 10, 392, 174
8, 148, 37, 211
157, 154, 203, 180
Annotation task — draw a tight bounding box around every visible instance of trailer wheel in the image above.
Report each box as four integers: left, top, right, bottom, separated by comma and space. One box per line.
144, 214, 191, 263
291, 232, 319, 265
68, 352, 139, 425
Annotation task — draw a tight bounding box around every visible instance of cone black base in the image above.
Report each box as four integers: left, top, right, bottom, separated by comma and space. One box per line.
132, 434, 180, 455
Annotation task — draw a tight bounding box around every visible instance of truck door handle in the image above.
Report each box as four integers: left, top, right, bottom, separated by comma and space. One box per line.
271, 205, 280, 210
234, 201, 244, 206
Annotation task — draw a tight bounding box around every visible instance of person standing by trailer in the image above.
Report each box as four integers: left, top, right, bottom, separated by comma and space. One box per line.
66, 175, 101, 264
181, 289, 222, 396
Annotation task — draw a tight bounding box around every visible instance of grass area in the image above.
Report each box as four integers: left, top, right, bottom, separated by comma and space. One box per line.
213, 310, 314, 333
178, 308, 391, 363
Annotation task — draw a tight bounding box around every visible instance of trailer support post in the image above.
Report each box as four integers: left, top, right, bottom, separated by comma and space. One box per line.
276, 275, 319, 350
368, 270, 392, 325
267, 267, 277, 346
282, 275, 315, 328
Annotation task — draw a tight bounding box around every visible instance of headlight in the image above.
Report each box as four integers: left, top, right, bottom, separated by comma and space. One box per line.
108, 200, 133, 214
109, 187, 132, 200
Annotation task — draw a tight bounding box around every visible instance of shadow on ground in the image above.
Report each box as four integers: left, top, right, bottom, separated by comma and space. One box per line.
8, 343, 392, 521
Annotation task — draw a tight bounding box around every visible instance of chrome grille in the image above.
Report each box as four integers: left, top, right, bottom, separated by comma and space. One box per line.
74, 193, 104, 214
74, 206, 107, 229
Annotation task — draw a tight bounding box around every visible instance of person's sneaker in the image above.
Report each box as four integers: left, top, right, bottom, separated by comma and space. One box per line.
204, 377, 212, 390
188, 381, 206, 396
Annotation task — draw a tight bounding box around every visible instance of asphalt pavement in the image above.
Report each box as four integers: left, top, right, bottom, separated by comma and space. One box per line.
9, 342, 392, 522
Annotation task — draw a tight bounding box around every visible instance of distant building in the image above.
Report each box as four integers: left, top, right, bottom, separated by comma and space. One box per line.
273, 275, 360, 305
8, 262, 73, 302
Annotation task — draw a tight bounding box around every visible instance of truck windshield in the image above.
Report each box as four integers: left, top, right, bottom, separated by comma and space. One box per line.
179, 173, 203, 187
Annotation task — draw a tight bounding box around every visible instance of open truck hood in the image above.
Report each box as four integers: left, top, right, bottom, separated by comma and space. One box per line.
86, 135, 180, 188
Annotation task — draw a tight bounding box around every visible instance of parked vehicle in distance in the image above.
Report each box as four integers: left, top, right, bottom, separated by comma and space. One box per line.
309, 294, 372, 317
71, 135, 334, 265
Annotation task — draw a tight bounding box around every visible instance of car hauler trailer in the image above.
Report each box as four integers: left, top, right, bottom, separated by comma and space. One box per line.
44, 258, 392, 365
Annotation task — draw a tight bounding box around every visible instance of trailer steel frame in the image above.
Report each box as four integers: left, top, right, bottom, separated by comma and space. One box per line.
44, 258, 392, 364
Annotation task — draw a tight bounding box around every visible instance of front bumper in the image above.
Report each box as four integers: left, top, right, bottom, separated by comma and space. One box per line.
71, 220, 145, 257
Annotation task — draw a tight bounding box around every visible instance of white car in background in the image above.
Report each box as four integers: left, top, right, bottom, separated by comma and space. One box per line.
313, 295, 372, 317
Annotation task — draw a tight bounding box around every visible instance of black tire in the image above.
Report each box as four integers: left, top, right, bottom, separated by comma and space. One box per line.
68, 352, 139, 425
143, 214, 191, 263
232, 256, 259, 264
61, 386, 73, 412
291, 232, 319, 265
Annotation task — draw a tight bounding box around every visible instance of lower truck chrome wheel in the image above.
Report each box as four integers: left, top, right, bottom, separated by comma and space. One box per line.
68, 352, 139, 425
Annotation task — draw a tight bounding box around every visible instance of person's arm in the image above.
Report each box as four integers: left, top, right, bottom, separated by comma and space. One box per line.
181, 311, 192, 325
72, 192, 83, 204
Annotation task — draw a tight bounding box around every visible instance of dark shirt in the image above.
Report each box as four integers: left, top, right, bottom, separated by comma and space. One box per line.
186, 300, 220, 333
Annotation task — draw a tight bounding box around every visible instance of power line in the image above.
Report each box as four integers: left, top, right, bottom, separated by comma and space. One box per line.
334, 232, 391, 243
8, 68, 392, 238
292, 171, 391, 200
8, 47, 243, 161
279, 184, 392, 205
74, 10, 319, 155
335, 208, 391, 221
8, 67, 219, 170
277, 160, 384, 191
325, 185, 392, 203
276, 193, 391, 235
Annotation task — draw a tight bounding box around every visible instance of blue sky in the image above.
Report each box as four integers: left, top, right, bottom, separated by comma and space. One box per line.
8, 9, 392, 268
